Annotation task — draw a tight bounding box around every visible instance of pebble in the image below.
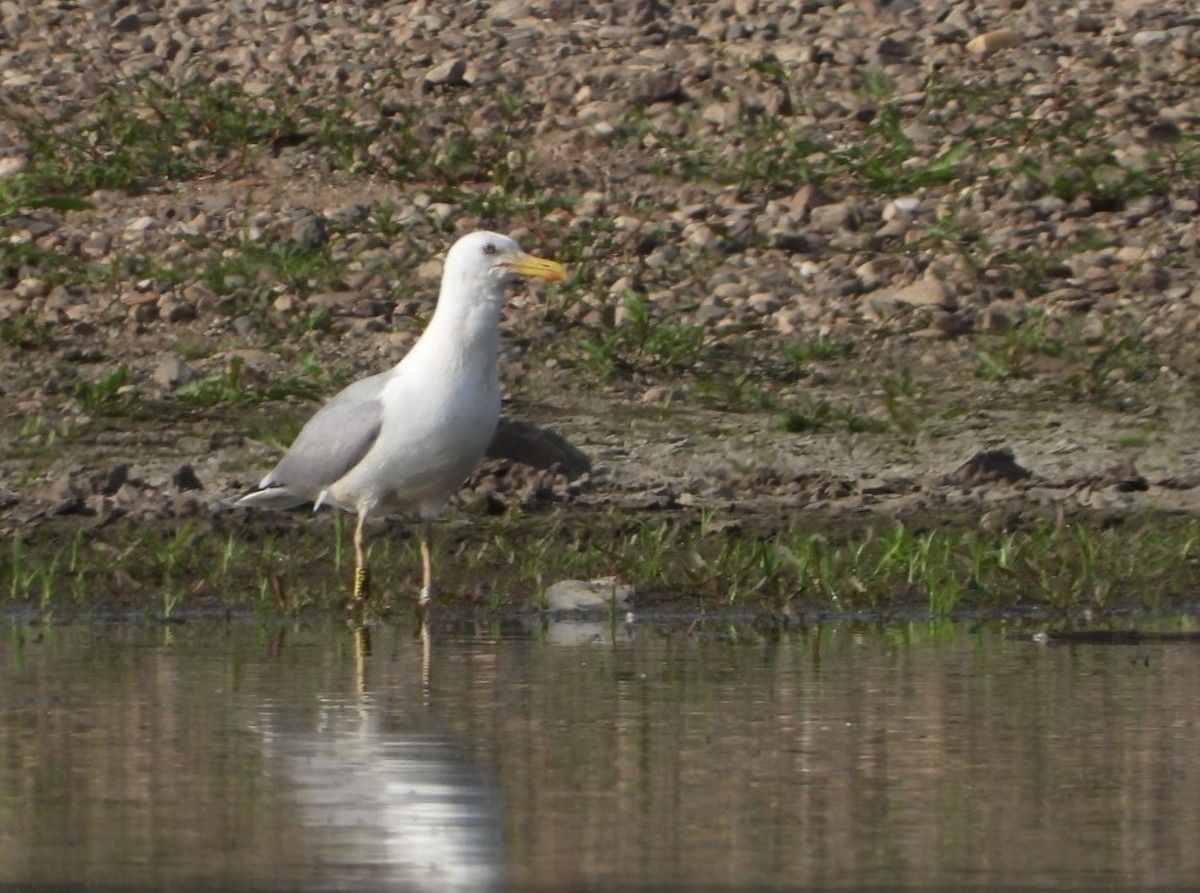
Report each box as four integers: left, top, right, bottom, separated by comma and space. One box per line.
424, 57, 467, 86
894, 275, 953, 309
161, 300, 197, 323
1131, 30, 1170, 47
0, 156, 27, 179
544, 577, 633, 613
153, 356, 201, 390
747, 293, 781, 315
14, 278, 49, 300
80, 234, 112, 258
629, 71, 683, 105
966, 29, 1021, 55
288, 211, 328, 250
808, 202, 859, 233
172, 464, 204, 492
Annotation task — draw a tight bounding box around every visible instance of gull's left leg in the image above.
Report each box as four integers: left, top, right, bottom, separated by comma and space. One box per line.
417, 517, 435, 625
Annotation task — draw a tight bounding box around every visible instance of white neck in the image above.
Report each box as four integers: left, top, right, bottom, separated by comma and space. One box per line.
406, 269, 505, 373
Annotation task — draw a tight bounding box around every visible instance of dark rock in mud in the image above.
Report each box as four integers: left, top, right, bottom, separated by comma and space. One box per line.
947, 449, 1033, 487
90, 464, 129, 496
486, 418, 591, 480
172, 464, 204, 492
1102, 459, 1149, 493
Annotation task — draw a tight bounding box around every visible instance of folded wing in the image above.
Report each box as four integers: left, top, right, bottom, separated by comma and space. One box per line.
237, 372, 387, 509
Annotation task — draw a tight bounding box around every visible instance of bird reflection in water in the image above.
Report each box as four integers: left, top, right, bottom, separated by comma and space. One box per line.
258, 624, 505, 892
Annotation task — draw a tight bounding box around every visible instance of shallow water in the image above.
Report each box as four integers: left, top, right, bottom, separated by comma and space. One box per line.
1, 617, 1198, 892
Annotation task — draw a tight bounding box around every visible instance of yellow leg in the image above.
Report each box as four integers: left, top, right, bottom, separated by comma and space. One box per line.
419, 622, 432, 704
353, 566, 369, 601
417, 518, 434, 626
351, 512, 369, 602
419, 518, 435, 600
352, 621, 372, 688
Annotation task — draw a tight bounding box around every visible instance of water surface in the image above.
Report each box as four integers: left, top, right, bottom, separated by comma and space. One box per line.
1, 618, 1198, 891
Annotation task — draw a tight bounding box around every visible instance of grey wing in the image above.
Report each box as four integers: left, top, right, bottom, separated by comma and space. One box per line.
264, 372, 387, 494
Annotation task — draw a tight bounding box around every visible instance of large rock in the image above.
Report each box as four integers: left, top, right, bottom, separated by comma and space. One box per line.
486, 418, 590, 479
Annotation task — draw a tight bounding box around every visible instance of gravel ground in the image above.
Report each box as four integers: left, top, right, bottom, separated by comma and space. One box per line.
2, 0, 1200, 541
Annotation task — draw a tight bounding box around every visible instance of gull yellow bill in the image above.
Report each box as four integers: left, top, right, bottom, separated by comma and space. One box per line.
502, 252, 565, 282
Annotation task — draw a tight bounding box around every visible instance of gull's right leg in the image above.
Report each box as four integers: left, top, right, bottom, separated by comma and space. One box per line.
352, 510, 370, 602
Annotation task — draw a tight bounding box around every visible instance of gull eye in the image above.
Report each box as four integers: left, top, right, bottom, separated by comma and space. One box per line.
483, 243, 497, 256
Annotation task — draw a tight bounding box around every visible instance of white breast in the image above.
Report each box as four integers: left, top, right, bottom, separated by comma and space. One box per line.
329, 353, 502, 518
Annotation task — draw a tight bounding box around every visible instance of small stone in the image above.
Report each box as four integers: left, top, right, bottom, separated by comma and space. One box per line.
113, 11, 141, 32
89, 464, 129, 496
80, 233, 112, 258
288, 211, 328, 250
855, 258, 904, 289
1131, 30, 1169, 47
873, 218, 909, 242
45, 286, 85, 312
14, 278, 49, 300
863, 289, 902, 321
172, 464, 204, 492
808, 202, 859, 232
1145, 121, 1182, 145
980, 307, 1013, 333
874, 36, 911, 64
308, 291, 359, 310
767, 231, 814, 253
131, 302, 159, 323
886, 196, 921, 219
424, 58, 467, 87
948, 448, 1032, 486
747, 293, 781, 315
591, 121, 616, 142
154, 356, 201, 390
629, 71, 683, 106
0, 156, 27, 179
162, 300, 197, 323
966, 29, 1021, 55
1104, 459, 1148, 492
428, 202, 456, 224
182, 283, 218, 309
273, 294, 300, 313
702, 102, 738, 127
911, 326, 949, 340
544, 577, 633, 613
640, 385, 679, 404
935, 310, 973, 337
788, 183, 835, 216
50, 494, 89, 516
1081, 269, 1118, 293
895, 275, 953, 308
1031, 196, 1068, 218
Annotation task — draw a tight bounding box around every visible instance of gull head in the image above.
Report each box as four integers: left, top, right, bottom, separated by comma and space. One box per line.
445, 231, 565, 291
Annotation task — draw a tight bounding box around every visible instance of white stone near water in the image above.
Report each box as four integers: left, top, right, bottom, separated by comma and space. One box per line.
544, 577, 634, 613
